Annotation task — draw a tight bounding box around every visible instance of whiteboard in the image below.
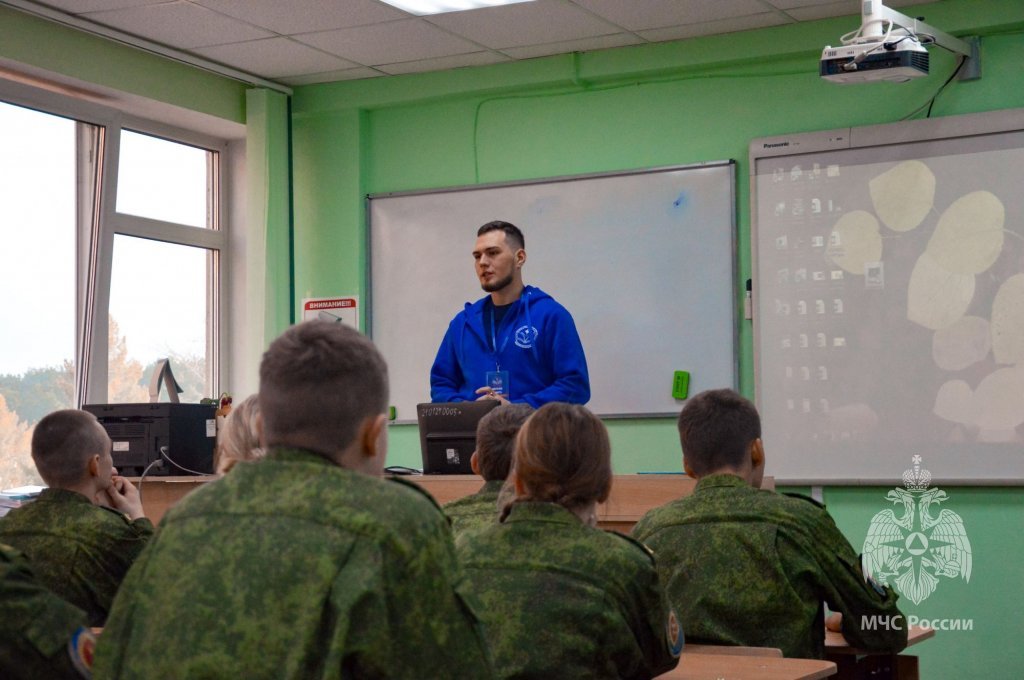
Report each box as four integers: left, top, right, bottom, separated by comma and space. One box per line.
751, 108, 1024, 484
369, 162, 737, 423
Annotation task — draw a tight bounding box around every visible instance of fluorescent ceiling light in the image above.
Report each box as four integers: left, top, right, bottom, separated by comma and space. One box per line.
380, 0, 535, 16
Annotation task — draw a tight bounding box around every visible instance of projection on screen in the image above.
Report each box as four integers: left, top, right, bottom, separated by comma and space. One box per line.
755, 137, 1024, 482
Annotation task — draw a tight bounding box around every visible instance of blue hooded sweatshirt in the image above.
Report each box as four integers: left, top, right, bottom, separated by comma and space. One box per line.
430, 285, 590, 407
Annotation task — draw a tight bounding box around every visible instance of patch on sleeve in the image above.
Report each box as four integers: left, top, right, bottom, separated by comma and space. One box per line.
68, 626, 95, 678
666, 609, 685, 657
866, 574, 888, 596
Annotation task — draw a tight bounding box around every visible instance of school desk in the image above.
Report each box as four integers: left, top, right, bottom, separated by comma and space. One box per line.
825, 625, 934, 680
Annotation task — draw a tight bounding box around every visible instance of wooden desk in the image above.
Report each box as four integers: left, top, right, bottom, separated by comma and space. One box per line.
130, 476, 212, 524
411, 474, 775, 534
657, 653, 835, 679
825, 625, 934, 680
131, 473, 775, 533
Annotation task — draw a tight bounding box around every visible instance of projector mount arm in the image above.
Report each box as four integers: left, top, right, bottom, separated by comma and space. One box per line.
846, 1, 972, 56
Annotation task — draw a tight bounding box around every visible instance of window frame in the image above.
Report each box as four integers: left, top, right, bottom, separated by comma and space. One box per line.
0, 77, 233, 408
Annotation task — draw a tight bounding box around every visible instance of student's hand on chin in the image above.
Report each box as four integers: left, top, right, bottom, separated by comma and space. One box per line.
94, 487, 114, 507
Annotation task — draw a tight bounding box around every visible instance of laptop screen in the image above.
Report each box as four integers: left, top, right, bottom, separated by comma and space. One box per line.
416, 401, 500, 475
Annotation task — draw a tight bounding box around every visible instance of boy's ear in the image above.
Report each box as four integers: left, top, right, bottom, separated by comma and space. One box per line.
360, 414, 388, 460
470, 450, 481, 476
683, 459, 697, 479
87, 454, 101, 478
750, 438, 765, 469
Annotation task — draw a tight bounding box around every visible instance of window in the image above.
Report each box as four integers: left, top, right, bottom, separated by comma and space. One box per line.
0, 101, 86, 488
108, 236, 214, 403
105, 131, 221, 405
0, 96, 227, 490
116, 130, 210, 228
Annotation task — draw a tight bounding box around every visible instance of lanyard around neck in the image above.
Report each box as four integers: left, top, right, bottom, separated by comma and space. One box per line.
490, 305, 513, 370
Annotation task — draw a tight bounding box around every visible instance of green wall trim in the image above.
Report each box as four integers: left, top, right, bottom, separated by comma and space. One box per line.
0, 5, 246, 123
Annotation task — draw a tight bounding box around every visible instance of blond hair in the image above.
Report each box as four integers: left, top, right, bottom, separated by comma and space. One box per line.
216, 395, 264, 474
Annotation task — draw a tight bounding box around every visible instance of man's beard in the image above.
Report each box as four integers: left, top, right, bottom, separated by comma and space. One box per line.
481, 271, 514, 293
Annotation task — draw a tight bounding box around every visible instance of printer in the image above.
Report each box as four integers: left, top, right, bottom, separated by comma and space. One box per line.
84, 403, 217, 476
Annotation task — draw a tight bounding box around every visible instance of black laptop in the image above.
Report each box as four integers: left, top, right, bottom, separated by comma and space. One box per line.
416, 401, 500, 474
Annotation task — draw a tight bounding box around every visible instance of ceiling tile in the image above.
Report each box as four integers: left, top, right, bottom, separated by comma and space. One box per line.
194, 0, 408, 36
762, 0, 849, 9
427, 0, 622, 50
81, 1, 274, 49
295, 19, 482, 65
768, 0, 932, 10
377, 51, 511, 76
279, 67, 386, 86
499, 32, 643, 59
637, 12, 790, 43
191, 37, 358, 79
783, 2, 858, 22
573, 0, 770, 32
42, 0, 165, 13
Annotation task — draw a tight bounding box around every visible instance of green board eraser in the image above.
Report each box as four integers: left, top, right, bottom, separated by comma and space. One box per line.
388, 406, 396, 421
672, 371, 690, 400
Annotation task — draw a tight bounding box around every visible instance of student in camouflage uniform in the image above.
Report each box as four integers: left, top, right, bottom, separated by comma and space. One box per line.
0, 542, 95, 679
443, 403, 532, 546
0, 409, 153, 626
458, 402, 683, 679
632, 389, 908, 659
94, 320, 494, 679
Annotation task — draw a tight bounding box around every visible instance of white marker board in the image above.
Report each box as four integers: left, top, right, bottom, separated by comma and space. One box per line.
369, 162, 737, 423
751, 108, 1024, 484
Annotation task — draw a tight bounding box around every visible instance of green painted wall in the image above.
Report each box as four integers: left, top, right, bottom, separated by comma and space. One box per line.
0, 5, 246, 124
291, 2, 1024, 675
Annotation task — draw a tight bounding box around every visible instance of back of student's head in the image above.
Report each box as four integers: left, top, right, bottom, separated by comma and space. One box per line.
678, 389, 761, 476
506, 402, 611, 517
31, 409, 109, 488
259, 321, 388, 456
475, 404, 533, 481
216, 394, 264, 474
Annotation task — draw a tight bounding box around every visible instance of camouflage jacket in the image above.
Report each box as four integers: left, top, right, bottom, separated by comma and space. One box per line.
0, 542, 94, 680
93, 447, 494, 679
632, 474, 907, 659
457, 501, 683, 679
442, 479, 503, 547
0, 487, 153, 626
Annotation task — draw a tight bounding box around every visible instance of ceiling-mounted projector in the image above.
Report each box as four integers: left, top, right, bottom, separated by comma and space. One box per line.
821, 40, 929, 83
820, 1, 975, 84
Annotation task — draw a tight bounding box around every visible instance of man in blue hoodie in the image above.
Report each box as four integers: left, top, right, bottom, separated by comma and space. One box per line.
430, 221, 590, 408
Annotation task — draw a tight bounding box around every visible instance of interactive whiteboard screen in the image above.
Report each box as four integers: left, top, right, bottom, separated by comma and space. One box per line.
369, 163, 737, 423
751, 109, 1024, 484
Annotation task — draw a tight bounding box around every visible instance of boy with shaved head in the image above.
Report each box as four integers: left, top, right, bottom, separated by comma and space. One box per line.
95, 321, 493, 678
444, 403, 532, 546
0, 409, 152, 626
633, 389, 907, 659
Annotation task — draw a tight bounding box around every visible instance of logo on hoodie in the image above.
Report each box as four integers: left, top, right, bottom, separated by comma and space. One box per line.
514, 325, 539, 349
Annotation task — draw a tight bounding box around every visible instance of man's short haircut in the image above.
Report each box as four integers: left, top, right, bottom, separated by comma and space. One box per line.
478, 220, 524, 251
678, 389, 761, 476
259, 321, 389, 456
475, 404, 533, 481
31, 410, 109, 488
